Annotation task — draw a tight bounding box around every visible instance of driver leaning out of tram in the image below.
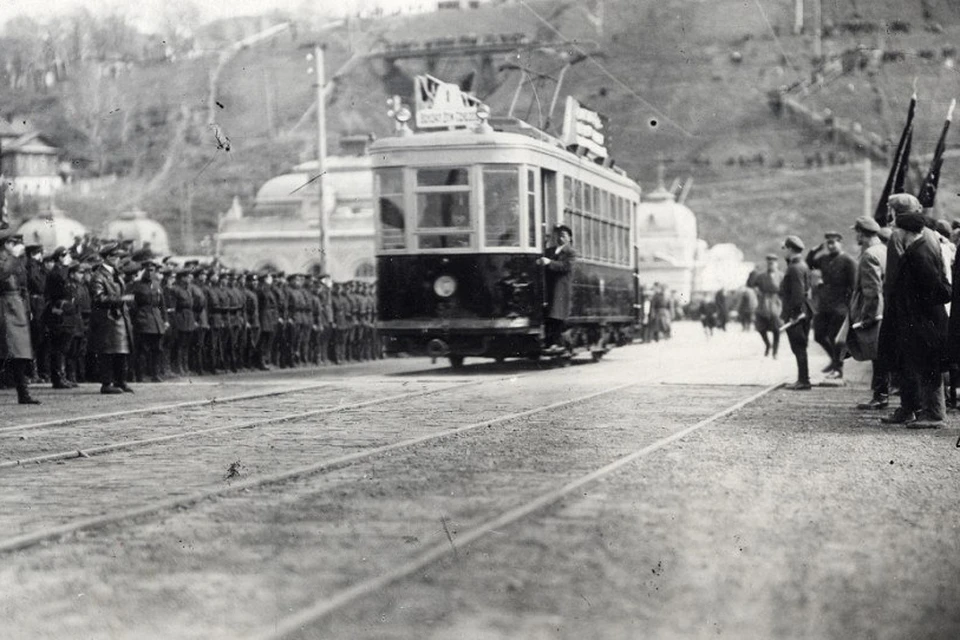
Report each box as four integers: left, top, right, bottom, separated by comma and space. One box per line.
537, 224, 576, 354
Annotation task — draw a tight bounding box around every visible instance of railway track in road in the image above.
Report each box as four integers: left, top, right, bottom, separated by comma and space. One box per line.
253, 382, 785, 640
0, 378, 481, 470
0, 375, 644, 554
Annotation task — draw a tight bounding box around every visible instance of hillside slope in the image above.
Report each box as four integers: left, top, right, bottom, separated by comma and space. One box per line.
4, 0, 958, 259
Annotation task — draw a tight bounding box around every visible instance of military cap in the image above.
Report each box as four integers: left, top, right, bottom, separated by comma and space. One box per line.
877, 226, 893, 242
66, 261, 84, 273
25, 244, 43, 255
98, 242, 126, 257
0, 228, 24, 243
824, 231, 843, 240
782, 235, 804, 252
888, 193, 922, 215
183, 259, 199, 267
121, 260, 142, 275
554, 223, 573, 237
765, 253, 778, 261
851, 216, 880, 234
51, 246, 69, 260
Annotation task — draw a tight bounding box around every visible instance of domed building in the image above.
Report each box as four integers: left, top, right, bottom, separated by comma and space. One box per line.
216, 136, 375, 281
16, 208, 87, 251
633, 177, 699, 302
103, 210, 171, 255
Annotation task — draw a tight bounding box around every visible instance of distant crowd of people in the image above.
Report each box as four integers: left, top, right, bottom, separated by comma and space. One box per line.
742, 192, 960, 429
1, 233, 380, 405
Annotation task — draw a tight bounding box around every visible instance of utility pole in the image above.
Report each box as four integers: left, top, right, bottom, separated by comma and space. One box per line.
308, 43, 329, 273
862, 158, 871, 218
794, 0, 804, 35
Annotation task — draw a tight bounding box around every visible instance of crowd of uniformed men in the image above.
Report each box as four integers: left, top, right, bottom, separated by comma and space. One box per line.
1, 233, 380, 404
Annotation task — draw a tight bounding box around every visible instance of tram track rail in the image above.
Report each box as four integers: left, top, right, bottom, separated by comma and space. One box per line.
0, 379, 481, 470
252, 381, 785, 640
0, 378, 645, 554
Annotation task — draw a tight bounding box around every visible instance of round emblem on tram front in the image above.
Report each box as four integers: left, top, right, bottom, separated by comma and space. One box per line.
433, 275, 457, 297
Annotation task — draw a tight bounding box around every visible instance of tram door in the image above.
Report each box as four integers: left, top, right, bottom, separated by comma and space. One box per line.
540, 170, 557, 248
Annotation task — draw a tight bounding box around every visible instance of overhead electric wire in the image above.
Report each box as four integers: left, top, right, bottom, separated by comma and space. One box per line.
517, 0, 697, 138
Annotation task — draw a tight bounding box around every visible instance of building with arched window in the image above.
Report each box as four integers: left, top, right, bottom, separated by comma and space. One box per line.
216, 137, 375, 281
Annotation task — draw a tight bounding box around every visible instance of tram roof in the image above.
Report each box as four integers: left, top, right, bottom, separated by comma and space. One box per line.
370, 117, 639, 190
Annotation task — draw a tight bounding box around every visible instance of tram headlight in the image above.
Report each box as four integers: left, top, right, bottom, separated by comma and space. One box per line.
433, 275, 457, 298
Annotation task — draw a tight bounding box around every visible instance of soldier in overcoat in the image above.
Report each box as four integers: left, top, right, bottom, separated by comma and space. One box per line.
537, 224, 576, 352
256, 272, 278, 370
89, 243, 135, 394
780, 235, 813, 390
67, 263, 91, 385
44, 247, 80, 389
25, 245, 49, 381
130, 261, 168, 382
189, 267, 210, 375
206, 271, 224, 373
169, 270, 196, 376
847, 217, 888, 410
244, 273, 260, 369
1, 230, 40, 404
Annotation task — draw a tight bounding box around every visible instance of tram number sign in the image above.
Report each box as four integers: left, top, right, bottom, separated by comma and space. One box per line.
414, 74, 485, 129
561, 96, 609, 160
418, 108, 480, 128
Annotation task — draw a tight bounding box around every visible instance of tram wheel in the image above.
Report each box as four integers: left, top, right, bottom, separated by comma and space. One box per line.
592, 350, 604, 362
494, 356, 506, 364
448, 355, 465, 368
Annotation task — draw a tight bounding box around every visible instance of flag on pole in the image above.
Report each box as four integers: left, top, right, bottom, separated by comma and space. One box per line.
917, 98, 956, 209
874, 91, 917, 226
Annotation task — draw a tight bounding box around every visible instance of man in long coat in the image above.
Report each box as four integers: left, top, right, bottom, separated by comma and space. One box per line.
780, 235, 813, 390
882, 206, 950, 428
89, 243, 135, 394
847, 217, 888, 410
537, 224, 576, 352
1, 230, 39, 404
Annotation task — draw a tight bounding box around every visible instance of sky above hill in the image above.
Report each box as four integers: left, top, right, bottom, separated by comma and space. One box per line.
0, 0, 433, 31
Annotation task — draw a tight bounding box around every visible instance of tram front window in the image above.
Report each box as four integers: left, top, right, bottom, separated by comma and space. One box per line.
416, 166, 472, 249
483, 165, 520, 247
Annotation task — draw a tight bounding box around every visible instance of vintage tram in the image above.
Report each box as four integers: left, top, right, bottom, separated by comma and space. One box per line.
373, 82, 642, 367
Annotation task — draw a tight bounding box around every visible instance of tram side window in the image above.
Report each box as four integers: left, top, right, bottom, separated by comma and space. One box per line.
377, 168, 405, 250
415, 167, 472, 249
483, 165, 520, 247
527, 169, 537, 249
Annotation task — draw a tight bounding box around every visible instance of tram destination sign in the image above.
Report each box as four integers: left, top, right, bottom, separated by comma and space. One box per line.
561, 96, 609, 160
414, 74, 484, 129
